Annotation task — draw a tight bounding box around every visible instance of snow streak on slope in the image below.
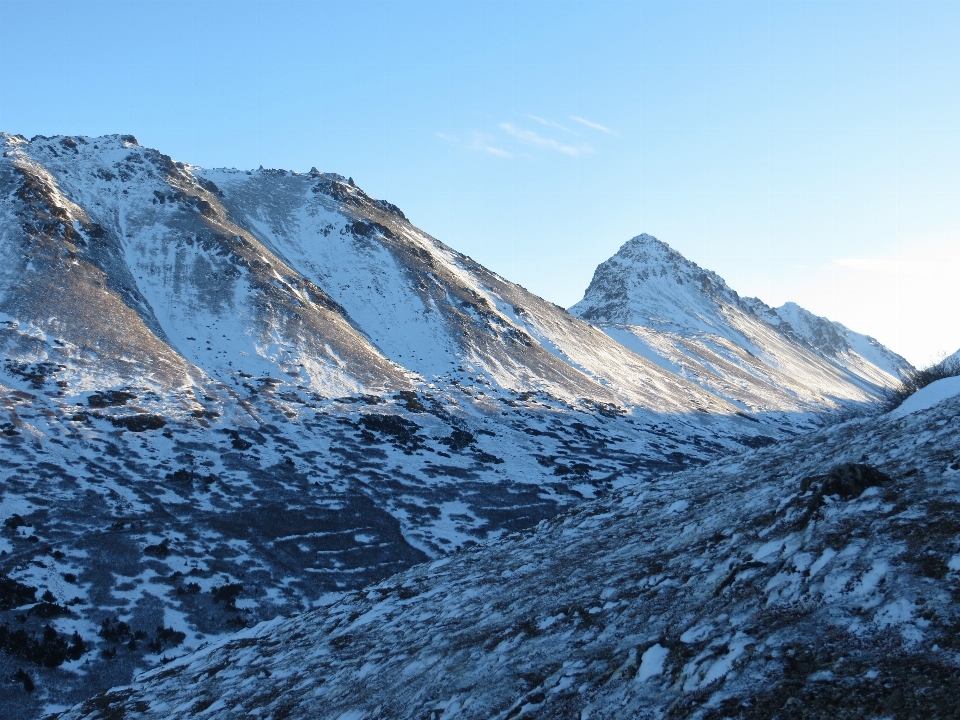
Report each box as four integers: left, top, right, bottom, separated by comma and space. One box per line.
571, 234, 911, 413
56, 379, 960, 719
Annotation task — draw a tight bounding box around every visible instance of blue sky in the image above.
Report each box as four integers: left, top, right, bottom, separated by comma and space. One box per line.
1, 0, 958, 365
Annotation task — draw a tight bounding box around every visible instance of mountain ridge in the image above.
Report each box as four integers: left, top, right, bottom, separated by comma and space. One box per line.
570, 233, 910, 414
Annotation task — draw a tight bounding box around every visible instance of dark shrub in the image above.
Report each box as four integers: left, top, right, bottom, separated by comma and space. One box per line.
211, 583, 243, 609
147, 625, 186, 653
13, 668, 34, 692
111, 414, 166, 432
360, 414, 423, 450
442, 429, 475, 451
0, 574, 36, 610
144, 538, 171, 558
176, 582, 201, 595
87, 390, 136, 408
801, 463, 892, 500
99, 617, 132, 643
0, 623, 86, 667
28, 600, 72, 619
3, 514, 28, 531
395, 390, 426, 413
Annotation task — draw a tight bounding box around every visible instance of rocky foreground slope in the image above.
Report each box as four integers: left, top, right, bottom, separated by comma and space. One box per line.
56, 378, 960, 719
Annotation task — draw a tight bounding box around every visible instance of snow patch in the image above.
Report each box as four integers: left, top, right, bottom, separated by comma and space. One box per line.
890, 376, 960, 418
637, 644, 669, 681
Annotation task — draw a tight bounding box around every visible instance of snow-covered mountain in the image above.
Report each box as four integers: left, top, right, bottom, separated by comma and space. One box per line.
571, 234, 910, 413
1, 134, 755, 414
0, 134, 909, 716
54, 362, 960, 719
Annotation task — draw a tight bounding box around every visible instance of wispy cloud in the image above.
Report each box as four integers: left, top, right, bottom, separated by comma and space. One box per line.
499, 123, 586, 156
569, 116, 616, 135
437, 115, 603, 159
475, 140, 512, 158
525, 115, 571, 132
436, 131, 512, 158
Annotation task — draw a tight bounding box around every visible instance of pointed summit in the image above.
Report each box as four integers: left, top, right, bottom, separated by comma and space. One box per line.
570, 233, 911, 412
570, 234, 739, 333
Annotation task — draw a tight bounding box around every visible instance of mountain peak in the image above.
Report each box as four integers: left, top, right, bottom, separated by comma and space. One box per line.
570, 234, 738, 330
570, 233, 911, 410
619, 232, 670, 252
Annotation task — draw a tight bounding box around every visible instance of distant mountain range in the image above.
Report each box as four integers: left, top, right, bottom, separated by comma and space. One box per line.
0, 133, 911, 717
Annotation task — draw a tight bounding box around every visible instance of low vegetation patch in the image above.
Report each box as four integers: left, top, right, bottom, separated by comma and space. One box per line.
0, 574, 36, 610
0, 623, 86, 667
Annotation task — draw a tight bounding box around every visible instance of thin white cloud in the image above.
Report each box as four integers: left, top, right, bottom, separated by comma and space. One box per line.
468, 131, 512, 157
436, 131, 512, 158
475, 141, 512, 157
524, 115, 571, 133
569, 116, 616, 135
499, 123, 585, 156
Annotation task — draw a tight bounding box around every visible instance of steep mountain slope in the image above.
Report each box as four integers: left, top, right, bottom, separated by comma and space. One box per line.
56, 366, 960, 719
571, 234, 911, 413
742, 300, 906, 382
2, 133, 749, 414
0, 134, 404, 397
196, 167, 747, 414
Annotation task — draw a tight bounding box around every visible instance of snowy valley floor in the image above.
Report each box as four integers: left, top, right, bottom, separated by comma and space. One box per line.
0, 374, 785, 719
52, 383, 960, 719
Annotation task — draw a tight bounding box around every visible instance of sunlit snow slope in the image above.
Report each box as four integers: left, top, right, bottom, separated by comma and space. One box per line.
571, 234, 911, 414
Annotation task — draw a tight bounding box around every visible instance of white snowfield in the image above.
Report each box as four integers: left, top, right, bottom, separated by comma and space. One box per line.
890, 375, 960, 418
0, 133, 923, 718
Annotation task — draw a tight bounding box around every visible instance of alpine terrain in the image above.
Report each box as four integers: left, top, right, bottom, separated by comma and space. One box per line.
0, 133, 912, 717
56, 363, 960, 719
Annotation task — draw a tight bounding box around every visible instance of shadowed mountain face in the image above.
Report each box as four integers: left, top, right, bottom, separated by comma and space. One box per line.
571, 234, 911, 413
0, 134, 908, 717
